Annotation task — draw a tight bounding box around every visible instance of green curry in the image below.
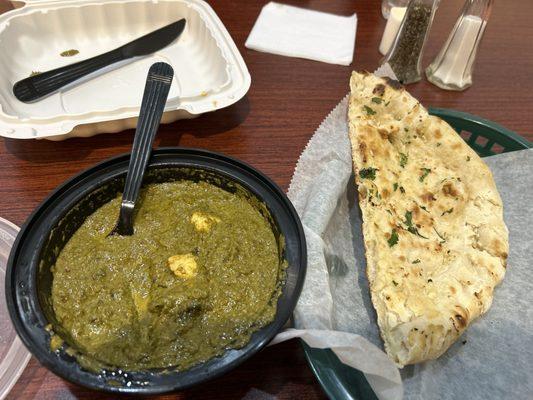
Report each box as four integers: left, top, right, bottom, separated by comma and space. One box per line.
51, 181, 283, 370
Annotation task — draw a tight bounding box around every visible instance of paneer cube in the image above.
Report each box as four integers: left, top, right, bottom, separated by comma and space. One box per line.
167, 253, 198, 279
190, 212, 220, 232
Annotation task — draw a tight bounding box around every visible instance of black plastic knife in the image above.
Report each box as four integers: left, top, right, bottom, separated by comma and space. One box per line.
13, 18, 186, 103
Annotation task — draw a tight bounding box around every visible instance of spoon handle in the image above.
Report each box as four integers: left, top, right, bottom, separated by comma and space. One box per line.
115, 62, 174, 235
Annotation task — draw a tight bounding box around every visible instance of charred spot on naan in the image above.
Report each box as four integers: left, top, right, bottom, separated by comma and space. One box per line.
384, 77, 403, 91
373, 83, 386, 97
452, 306, 469, 331
378, 128, 390, 141
442, 182, 459, 197
420, 192, 437, 203
412, 207, 433, 227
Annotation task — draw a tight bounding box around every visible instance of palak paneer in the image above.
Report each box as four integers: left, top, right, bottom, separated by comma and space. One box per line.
51, 180, 284, 370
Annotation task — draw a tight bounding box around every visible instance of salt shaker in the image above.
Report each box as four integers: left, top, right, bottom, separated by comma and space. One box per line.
381, 0, 409, 19
426, 0, 492, 91
379, 6, 407, 55
381, 0, 440, 84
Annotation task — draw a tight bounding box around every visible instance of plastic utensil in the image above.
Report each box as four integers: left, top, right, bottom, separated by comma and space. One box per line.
13, 19, 185, 103
110, 62, 174, 236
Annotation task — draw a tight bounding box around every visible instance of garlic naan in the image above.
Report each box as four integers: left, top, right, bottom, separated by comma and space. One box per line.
348, 71, 508, 367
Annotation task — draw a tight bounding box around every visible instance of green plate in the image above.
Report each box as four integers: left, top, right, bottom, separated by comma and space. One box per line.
303, 108, 532, 400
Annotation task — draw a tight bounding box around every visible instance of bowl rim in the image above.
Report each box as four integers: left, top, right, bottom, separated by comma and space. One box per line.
6, 147, 306, 394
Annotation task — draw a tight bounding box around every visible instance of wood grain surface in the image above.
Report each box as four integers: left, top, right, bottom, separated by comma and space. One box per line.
1, 0, 531, 399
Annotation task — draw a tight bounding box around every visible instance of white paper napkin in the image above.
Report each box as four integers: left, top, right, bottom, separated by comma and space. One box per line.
245, 2, 357, 66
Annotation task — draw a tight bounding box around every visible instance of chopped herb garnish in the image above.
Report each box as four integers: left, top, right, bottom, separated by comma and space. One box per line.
433, 227, 446, 243
436, 142, 442, 147
385, 101, 391, 106
359, 167, 377, 180
427, 278, 433, 283
419, 204, 429, 212
386, 209, 393, 215
466, 156, 471, 161
399, 186, 406, 194
363, 105, 376, 115
388, 229, 399, 247
405, 211, 413, 226
414, 229, 429, 239
412, 259, 421, 264
404, 211, 429, 239
371, 97, 383, 104
441, 208, 454, 216
393, 182, 398, 191
419, 168, 431, 182
399, 152, 408, 168
392, 280, 398, 286
404, 127, 409, 132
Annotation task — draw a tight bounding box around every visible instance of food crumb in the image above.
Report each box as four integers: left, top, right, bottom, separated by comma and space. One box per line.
60, 49, 79, 57
132, 292, 149, 315
50, 334, 64, 352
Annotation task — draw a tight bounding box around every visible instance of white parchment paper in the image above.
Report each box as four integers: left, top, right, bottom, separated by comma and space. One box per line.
272, 91, 533, 399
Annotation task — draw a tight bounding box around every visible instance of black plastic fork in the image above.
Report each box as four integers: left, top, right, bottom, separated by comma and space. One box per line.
109, 62, 174, 236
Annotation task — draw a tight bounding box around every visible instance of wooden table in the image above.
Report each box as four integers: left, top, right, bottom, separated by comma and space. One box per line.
1, 0, 531, 399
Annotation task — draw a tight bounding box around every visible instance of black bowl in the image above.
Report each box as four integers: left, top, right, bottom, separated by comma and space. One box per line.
6, 148, 306, 394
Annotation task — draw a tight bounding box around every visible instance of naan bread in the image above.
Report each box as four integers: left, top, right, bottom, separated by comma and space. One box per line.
348, 71, 508, 367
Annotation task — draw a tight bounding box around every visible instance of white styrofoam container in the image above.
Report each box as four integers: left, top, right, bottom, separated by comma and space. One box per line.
0, 0, 251, 140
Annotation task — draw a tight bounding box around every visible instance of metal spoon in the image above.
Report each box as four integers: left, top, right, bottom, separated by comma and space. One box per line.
109, 62, 174, 236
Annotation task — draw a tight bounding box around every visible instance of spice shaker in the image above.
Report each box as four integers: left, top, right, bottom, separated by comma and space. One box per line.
381, 0, 440, 84
379, 6, 407, 55
381, 0, 409, 19
426, 0, 492, 91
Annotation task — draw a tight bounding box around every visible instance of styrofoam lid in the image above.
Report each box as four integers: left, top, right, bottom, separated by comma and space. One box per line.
0, 218, 31, 399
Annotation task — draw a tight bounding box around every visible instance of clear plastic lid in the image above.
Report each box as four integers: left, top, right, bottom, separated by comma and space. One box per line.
0, 217, 31, 399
